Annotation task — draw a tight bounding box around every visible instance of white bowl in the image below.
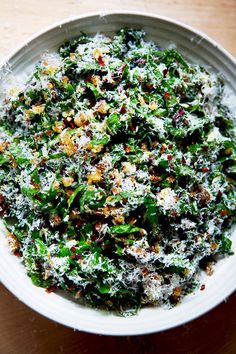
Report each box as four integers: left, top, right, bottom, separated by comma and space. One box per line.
0, 11, 235, 336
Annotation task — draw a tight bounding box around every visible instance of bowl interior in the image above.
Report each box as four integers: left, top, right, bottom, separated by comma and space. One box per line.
0, 12, 235, 335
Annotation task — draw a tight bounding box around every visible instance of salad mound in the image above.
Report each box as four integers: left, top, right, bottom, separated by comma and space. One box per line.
0, 29, 235, 315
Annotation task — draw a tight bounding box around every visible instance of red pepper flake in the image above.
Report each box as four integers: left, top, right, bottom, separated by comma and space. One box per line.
150, 175, 162, 183
70, 246, 76, 253
170, 211, 178, 218
120, 106, 126, 114
94, 222, 102, 232
130, 125, 136, 132
217, 190, 222, 198
71, 253, 82, 260
76, 221, 83, 228
167, 154, 172, 161
163, 68, 168, 77
0, 194, 6, 205
173, 109, 185, 121
202, 167, 209, 172
168, 144, 173, 150
83, 154, 88, 161
200, 284, 205, 291
91, 235, 98, 241
14, 250, 21, 257
125, 146, 131, 154
148, 246, 154, 252
221, 210, 228, 217
164, 92, 170, 100
46, 130, 53, 137
160, 144, 166, 155
0, 193, 8, 216
98, 55, 105, 67
63, 118, 75, 129
46, 285, 57, 293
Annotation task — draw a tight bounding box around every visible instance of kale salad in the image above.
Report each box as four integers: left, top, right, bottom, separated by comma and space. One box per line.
0, 29, 235, 315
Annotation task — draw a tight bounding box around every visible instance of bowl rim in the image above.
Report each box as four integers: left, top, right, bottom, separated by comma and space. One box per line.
1, 10, 236, 69
0, 11, 235, 336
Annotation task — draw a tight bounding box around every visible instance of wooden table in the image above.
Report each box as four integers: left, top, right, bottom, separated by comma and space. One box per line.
0, 1, 236, 353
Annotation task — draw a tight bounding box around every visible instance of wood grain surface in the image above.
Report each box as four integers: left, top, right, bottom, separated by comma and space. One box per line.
0, 1, 236, 353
